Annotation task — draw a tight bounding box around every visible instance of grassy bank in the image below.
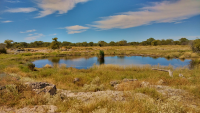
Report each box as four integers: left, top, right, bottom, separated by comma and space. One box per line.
7, 45, 200, 59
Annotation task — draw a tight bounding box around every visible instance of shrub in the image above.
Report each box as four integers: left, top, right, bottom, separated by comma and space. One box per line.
27, 63, 35, 71
0, 48, 7, 54
64, 46, 72, 49
50, 37, 60, 49
19, 65, 30, 72
99, 50, 104, 59
0, 43, 7, 54
82, 76, 105, 92
191, 39, 200, 53
22, 53, 32, 56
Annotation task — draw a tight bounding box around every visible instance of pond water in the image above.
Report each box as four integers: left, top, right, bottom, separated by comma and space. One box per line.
33, 56, 191, 69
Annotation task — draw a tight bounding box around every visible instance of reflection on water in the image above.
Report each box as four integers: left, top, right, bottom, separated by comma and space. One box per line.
49, 57, 60, 63
97, 58, 105, 65
188, 60, 200, 69
117, 56, 125, 59
33, 56, 192, 69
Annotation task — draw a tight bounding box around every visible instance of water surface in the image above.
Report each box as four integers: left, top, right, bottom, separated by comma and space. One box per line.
33, 56, 191, 69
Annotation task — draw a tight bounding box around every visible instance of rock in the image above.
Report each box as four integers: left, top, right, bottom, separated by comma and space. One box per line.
26, 82, 57, 95
0, 73, 6, 78
44, 64, 52, 68
122, 78, 137, 82
0, 105, 57, 113
110, 81, 120, 86
73, 78, 80, 83
59, 89, 127, 102
157, 79, 165, 85
28, 82, 50, 89
168, 70, 173, 77
114, 84, 119, 90
179, 73, 184, 78
0, 85, 6, 90
140, 81, 149, 87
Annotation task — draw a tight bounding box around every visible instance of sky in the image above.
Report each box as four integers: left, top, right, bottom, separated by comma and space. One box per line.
0, 0, 200, 43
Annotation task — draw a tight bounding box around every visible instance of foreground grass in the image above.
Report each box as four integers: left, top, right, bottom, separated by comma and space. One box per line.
1, 64, 200, 112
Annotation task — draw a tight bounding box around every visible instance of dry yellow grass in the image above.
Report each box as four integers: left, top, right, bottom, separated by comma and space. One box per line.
1, 45, 200, 112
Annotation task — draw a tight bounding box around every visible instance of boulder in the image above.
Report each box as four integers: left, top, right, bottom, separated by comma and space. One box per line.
140, 81, 149, 87
157, 79, 165, 85
0, 105, 57, 113
25, 82, 56, 95
122, 78, 137, 82
110, 81, 120, 86
179, 73, 184, 78
0, 85, 6, 90
73, 78, 80, 83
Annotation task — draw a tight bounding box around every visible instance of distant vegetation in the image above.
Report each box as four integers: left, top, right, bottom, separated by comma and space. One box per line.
2, 37, 195, 49
191, 39, 200, 53
0, 43, 6, 54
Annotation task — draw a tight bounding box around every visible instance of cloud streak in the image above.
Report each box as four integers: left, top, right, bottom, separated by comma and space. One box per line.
5, 0, 20, 3
35, 0, 89, 18
65, 25, 89, 34
1, 20, 13, 23
92, 0, 200, 30
20, 29, 36, 33
5, 7, 38, 13
49, 33, 57, 36
25, 33, 44, 41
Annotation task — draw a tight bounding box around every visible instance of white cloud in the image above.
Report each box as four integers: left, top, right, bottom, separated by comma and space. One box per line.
5, 7, 37, 13
92, 0, 200, 30
28, 34, 33, 36
66, 25, 89, 31
35, 0, 89, 18
65, 25, 89, 34
1, 20, 13, 23
20, 29, 36, 33
5, 0, 20, 3
68, 30, 86, 34
25, 33, 44, 41
49, 33, 57, 36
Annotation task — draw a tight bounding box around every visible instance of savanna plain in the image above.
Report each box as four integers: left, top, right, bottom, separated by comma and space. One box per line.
0, 45, 200, 113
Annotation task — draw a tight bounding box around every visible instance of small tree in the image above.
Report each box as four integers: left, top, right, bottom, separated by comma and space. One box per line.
146, 37, 155, 45
151, 40, 161, 46
191, 39, 200, 53
179, 38, 189, 45
50, 37, 60, 49
27, 63, 35, 71
4, 40, 13, 48
98, 41, 107, 47
0, 43, 6, 54
118, 40, 127, 46
89, 42, 94, 46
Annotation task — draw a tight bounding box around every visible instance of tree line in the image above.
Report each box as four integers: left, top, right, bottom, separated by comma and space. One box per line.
1, 37, 193, 49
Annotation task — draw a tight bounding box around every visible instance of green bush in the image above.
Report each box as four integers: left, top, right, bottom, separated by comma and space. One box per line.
27, 63, 35, 71
19, 65, 30, 72
50, 37, 60, 49
99, 50, 104, 58
22, 53, 32, 56
191, 39, 200, 53
0, 48, 7, 54
64, 46, 72, 49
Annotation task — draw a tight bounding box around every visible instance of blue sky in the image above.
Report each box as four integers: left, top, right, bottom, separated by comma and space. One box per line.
0, 0, 200, 43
